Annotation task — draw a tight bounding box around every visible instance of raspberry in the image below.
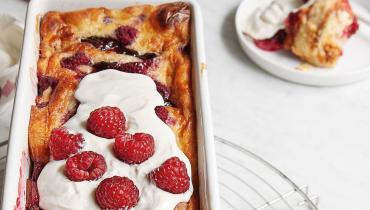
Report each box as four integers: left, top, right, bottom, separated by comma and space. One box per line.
95, 176, 139, 209
87, 106, 126, 139
149, 157, 190, 194
65, 151, 107, 182
155, 106, 169, 123
37, 75, 58, 96
115, 25, 138, 45
114, 133, 155, 164
154, 81, 170, 102
49, 128, 84, 160
60, 52, 91, 71
253, 29, 286, 51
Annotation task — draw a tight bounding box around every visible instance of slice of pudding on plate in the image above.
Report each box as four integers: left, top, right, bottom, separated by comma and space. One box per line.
245, 0, 359, 68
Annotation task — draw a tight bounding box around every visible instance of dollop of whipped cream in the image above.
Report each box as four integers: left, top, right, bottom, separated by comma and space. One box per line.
244, 0, 314, 40
38, 70, 193, 210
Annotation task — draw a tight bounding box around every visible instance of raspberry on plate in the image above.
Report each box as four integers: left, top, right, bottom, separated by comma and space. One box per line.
115, 25, 138, 45
87, 106, 126, 139
114, 133, 155, 164
65, 151, 107, 182
253, 29, 286, 51
95, 176, 139, 209
49, 127, 84, 160
149, 157, 190, 194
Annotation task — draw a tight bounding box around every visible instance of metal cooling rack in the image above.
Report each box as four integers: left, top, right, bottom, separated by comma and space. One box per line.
215, 136, 318, 210
0, 137, 318, 210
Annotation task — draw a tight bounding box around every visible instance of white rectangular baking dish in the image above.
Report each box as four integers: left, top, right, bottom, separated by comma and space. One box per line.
1, 0, 220, 209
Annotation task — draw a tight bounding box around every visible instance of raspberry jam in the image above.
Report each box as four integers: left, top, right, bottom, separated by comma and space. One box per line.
253, 30, 287, 51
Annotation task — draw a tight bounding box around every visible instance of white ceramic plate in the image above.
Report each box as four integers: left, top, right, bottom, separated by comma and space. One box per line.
235, 0, 370, 86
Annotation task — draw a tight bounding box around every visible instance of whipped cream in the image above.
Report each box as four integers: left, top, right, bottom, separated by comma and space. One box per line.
244, 0, 314, 40
37, 70, 193, 210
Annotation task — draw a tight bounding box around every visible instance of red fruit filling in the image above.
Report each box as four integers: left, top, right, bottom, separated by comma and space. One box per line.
65, 151, 107, 182
60, 52, 91, 71
95, 176, 139, 209
155, 106, 169, 123
254, 29, 287, 51
114, 133, 155, 164
82, 36, 157, 60
87, 106, 126, 139
26, 180, 39, 209
154, 81, 171, 102
31, 162, 45, 181
49, 127, 84, 160
149, 157, 190, 194
82, 36, 127, 52
37, 75, 58, 96
115, 25, 138, 45
60, 102, 80, 125
343, 17, 359, 38
93, 59, 155, 75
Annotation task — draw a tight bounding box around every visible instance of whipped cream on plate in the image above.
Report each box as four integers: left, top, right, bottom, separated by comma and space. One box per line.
244, 0, 314, 40
38, 70, 193, 210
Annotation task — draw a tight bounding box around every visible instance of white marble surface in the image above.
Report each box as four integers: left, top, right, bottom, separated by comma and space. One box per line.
2, 0, 370, 209
201, 0, 370, 209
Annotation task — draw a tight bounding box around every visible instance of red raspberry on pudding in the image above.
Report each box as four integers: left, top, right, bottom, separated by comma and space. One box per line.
65, 151, 107, 182
115, 25, 138, 45
95, 176, 139, 209
87, 106, 126, 139
149, 157, 190, 194
114, 133, 155, 164
155, 106, 169, 123
49, 127, 84, 160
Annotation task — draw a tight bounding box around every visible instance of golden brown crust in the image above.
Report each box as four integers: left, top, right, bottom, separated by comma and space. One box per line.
285, 0, 356, 67
29, 3, 198, 210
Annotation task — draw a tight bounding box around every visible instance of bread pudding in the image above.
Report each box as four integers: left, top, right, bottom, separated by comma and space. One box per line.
26, 2, 199, 210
